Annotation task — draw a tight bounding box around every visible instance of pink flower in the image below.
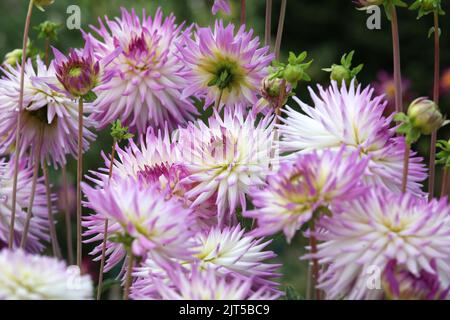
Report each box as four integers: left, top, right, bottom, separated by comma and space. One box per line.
212, 0, 231, 15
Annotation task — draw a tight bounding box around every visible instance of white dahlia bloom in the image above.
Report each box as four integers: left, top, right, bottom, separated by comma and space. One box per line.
178, 108, 277, 225
278, 81, 427, 195
310, 187, 450, 299
0, 249, 92, 300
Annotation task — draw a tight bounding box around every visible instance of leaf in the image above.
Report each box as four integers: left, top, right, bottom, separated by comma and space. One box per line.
83, 90, 98, 103
351, 64, 364, 77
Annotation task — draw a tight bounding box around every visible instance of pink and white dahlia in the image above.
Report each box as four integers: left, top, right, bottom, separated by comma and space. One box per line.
88, 8, 197, 133
83, 176, 196, 271
144, 266, 280, 300
212, 0, 231, 15
178, 109, 277, 225
0, 249, 92, 300
246, 148, 369, 243
382, 260, 449, 300
278, 80, 427, 195
310, 187, 450, 299
0, 58, 95, 167
180, 21, 272, 110
89, 127, 217, 229
0, 157, 51, 252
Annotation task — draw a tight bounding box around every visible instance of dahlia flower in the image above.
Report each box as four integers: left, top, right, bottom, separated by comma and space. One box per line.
88, 127, 217, 229
441, 68, 450, 96
144, 266, 280, 300
83, 176, 196, 271
0, 58, 95, 167
180, 21, 272, 110
52, 37, 105, 98
310, 187, 450, 299
382, 260, 449, 300
0, 157, 51, 252
178, 108, 277, 225
373, 70, 411, 114
130, 225, 280, 298
212, 0, 231, 15
278, 81, 427, 195
246, 148, 369, 243
88, 8, 197, 133
0, 249, 92, 300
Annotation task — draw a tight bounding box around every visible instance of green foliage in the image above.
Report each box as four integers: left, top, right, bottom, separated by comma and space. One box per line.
270, 51, 313, 89
409, 0, 445, 19
323, 51, 364, 85
111, 120, 134, 141
436, 140, 450, 168
282, 285, 304, 300
34, 21, 60, 41
394, 112, 422, 144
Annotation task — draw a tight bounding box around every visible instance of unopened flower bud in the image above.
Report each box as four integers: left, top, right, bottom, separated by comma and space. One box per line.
407, 97, 443, 135
3, 49, 23, 66
283, 65, 304, 85
330, 65, 351, 85
261, 77, 282, 98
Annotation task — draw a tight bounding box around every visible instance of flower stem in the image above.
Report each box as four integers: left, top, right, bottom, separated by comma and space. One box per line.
123, 251, 134, 300
214, 89, 224, 110
309, 221, 320, 300
441, 167, 448, 198
43, 163, 62, 259
428, 11, 440, 200
20, 127, 44, 249
8, 0, 34, 249
96, 139, 117, 300
61, 165, 74, 265
402, 142, 411, 193
274, 0, 287, 60
45, 38, 50, 67
390, 5, 403, 114
265, 0, 272, 47
76, 98, 84, 268
240, 0, 246, 25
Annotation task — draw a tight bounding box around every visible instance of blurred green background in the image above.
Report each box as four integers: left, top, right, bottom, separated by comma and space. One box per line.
1, 0, 450, 298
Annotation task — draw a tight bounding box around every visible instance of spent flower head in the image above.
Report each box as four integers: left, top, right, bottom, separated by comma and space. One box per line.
34, 21, 60, 42
270, 51, 312, 89
410, 0, 445, 19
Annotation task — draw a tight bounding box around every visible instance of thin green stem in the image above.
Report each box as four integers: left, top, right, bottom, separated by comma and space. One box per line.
274, 0, 287, 60
8, 0, 34, 249
428, 11, 440, 200
96, 139, 117, 300
76, 98, 84, 268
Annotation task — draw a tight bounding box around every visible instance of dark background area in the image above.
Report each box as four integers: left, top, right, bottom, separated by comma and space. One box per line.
1, 0, 449, 297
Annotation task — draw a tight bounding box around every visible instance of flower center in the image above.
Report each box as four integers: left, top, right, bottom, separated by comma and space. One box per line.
201, 54, 245, 91
68, 66, 82, 78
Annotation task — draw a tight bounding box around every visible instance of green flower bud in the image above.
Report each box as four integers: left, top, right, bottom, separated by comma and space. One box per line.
330, 65, 351, 85
4, 49, 23, 66
283, 65, 304, 85
407, 97, 444, 135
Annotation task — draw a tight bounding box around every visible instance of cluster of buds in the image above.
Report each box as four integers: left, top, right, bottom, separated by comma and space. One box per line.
395, 97, 446, 144
35, 21, 60, 42
323, 51, 363, 86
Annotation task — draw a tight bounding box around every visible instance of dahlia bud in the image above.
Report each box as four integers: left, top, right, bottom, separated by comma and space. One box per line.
407, 97, 443, 135
410, 0, 445, 19
261, 77, 283, 99
53, 39, 100, 98
3, 49, 23, 66
283, 65, 304, 86
33, 0, 55, 11
323, 51, 363, 86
